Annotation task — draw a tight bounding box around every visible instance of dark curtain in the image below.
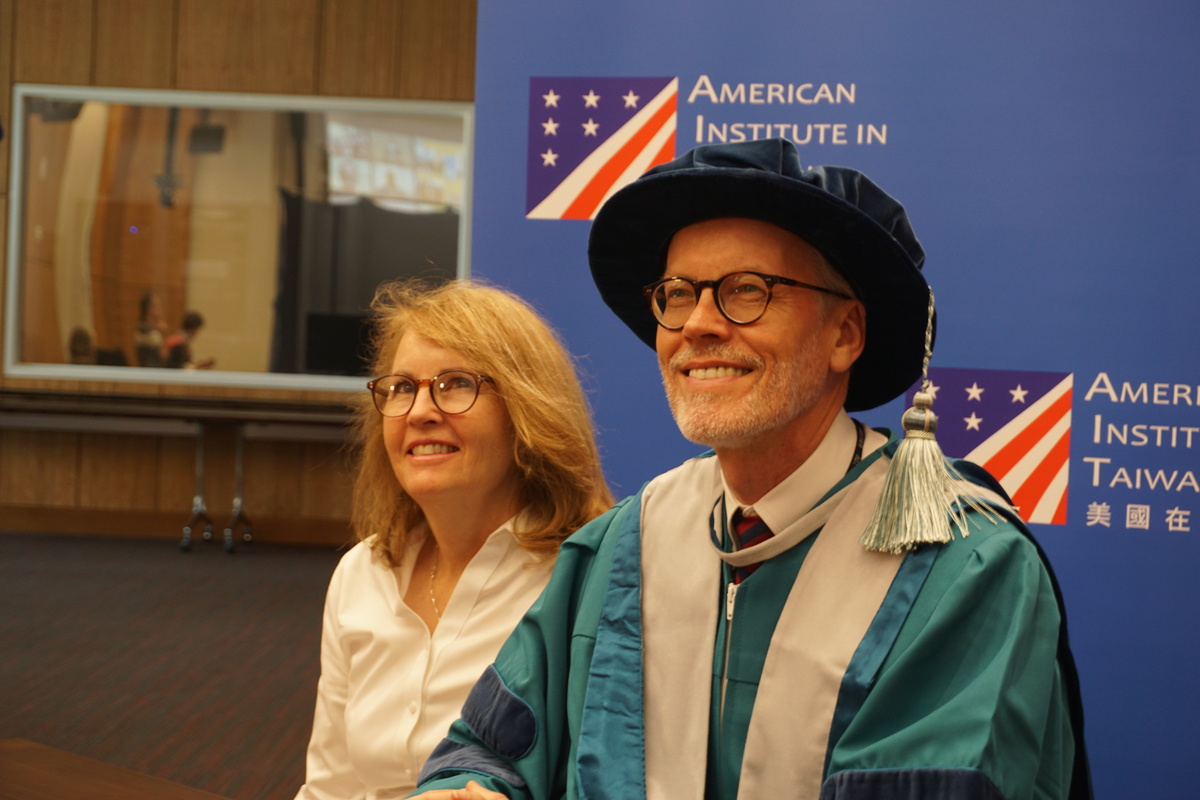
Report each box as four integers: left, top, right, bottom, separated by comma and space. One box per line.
272, 190, 459, 376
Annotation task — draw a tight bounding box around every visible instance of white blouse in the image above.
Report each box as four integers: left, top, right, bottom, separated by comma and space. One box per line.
295, 518, 554, 800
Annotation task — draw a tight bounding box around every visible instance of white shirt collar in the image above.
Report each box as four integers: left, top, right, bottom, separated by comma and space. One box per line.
721, 410, 859, 538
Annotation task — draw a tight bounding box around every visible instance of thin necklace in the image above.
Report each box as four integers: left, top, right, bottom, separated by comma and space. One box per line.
428, 543, 442, 619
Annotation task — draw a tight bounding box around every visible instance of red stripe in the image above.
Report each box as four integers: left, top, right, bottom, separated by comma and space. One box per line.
1010, 427, 1070, 523
562, 95, 677, 219
982, 389, 1072, 480
1052, 484, 1069, 525
651, 131, 676, 167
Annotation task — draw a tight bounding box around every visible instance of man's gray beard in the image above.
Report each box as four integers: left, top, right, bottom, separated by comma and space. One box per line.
662, 340, 824, 450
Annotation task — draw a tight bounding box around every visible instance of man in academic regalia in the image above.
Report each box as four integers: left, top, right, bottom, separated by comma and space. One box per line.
412, 139, 1092, 800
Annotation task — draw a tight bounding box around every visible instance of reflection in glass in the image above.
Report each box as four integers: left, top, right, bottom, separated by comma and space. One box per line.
4, 85, 473, 390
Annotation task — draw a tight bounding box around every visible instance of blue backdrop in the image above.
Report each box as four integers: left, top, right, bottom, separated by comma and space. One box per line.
470, 2, 1200, 795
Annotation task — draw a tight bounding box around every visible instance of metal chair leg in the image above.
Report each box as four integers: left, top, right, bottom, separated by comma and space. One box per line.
222, 423, 252, 553
180, 421, 214, 552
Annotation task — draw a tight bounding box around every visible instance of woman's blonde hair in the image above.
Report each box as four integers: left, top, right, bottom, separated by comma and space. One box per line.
352, 278, 613, 566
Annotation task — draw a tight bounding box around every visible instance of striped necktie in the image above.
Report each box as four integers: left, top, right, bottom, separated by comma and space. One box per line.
733, 511, 773, 584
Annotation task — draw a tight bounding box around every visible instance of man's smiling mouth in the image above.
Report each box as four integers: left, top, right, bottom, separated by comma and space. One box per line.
686, 366, 750, 380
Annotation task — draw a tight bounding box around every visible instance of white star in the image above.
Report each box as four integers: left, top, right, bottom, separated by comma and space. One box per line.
964, 412, 983, 431
541, 118, 560, 136
542, 89, 560, 108
581, 118, 600, 136
1010, 384, 1029, 403
540, 149, 558, 167
926, 381, 940, 400
582, 90, 600, 108
965, 382, 984, 401
622, 90, 640, 108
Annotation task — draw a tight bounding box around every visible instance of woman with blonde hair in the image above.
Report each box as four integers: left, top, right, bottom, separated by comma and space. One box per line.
296, 279, 612, 800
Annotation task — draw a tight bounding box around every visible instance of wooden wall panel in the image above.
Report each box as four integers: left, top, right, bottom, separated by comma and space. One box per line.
157, 434, 201, 512
318, 0, 398, 98
0, 428, 80, 505
394, 0, 476, 101
77, 432, 164, 510
317, 0, 478, 101
243, 439, 306, 516
299, 441, 353, 519
243, 438, 353, 520
12, 0, 94, 85
94, 0, 177, 89
176, 0, 320, 94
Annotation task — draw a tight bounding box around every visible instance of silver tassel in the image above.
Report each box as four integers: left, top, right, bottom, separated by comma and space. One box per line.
860, 290, 998, 554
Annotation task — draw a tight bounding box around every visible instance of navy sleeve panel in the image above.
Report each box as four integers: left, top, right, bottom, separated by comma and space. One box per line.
415, 665, 536, 787
419, 739, 527, 789
820, 768, 1003, 800
458, 665, 538, 760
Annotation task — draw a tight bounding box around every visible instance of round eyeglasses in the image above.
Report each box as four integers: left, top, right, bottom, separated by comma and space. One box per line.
642, 270, 853, 330
367, 371, 494, 417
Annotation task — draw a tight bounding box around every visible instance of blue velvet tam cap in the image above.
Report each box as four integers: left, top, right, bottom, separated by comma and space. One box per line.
587, 137, 933, 412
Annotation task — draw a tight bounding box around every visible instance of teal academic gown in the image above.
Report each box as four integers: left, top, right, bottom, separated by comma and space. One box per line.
416, 436, 1091, 800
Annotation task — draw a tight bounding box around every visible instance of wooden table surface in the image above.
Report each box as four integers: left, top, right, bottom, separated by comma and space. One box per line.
0, 739, 231, 800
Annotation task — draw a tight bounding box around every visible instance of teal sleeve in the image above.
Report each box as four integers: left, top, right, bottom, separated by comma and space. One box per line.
826, 517, 1075, 800
415, 497, 636, 800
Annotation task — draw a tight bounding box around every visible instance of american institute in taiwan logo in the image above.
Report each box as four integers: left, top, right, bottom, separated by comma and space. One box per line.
526, 77, 678, 220
910, 367, 1074, 525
